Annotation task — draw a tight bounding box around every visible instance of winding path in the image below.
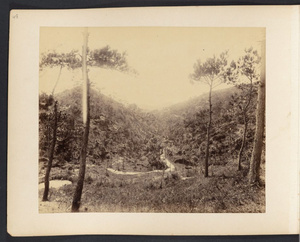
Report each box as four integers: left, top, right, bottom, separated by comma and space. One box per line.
107, 154, 175, 176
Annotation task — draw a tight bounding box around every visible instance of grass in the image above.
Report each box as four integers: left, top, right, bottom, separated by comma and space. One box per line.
39, 158, 265, 213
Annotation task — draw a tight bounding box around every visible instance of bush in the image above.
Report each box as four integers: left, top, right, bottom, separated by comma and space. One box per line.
85, 175, 93, 184
171, 172, 181, 180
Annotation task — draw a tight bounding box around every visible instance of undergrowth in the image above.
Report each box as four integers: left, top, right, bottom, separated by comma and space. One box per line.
39, 160, 265, 213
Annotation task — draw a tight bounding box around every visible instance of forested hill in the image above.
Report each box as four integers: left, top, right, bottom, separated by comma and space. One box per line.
40, 86, 163, 170
155, 86, 239, 119
153, 86, 239, 136
152, 85, 257, 169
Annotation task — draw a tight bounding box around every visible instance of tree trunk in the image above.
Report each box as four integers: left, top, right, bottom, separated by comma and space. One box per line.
237, 80, 253, 171
160, 167, 166, 189
237, 113, 248, 171
42, 101, 58, 201
52, 65, 63, 96
204, 85, 212, 177
72, 28, 90, 212
249, 40, 265, 184
106, 156, 109, 176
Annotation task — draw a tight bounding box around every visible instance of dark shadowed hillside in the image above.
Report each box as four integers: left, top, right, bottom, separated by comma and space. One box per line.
153, 86, 259, 174
40, 86, 164, 172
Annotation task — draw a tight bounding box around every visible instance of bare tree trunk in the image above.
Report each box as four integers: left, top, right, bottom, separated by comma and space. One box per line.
249, 40, 265, 184
237, 114, 248, 171
52, 65, 63, 96
160, 168, 166, 189
43, 101, 58, 201
204, 85, 212, 177
72, 28, 90, 212
237, 80, 253, 171
106, 156, 109, 176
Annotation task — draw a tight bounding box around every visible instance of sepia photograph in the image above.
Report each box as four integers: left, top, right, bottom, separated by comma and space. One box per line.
38, 27, 266, 213
8, 6, 299, 236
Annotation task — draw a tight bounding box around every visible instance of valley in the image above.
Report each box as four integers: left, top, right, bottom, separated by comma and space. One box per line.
39, 86, 265, 213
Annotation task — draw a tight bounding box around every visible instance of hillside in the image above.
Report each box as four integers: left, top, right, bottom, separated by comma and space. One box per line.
156, 86, 239, 118
153, 85, 258, 172
40, 86, 164, 172
153, 86, 239, 134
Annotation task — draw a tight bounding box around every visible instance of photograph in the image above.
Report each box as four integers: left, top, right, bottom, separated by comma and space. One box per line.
38, 27, 266, 213
8, 6, 299, 236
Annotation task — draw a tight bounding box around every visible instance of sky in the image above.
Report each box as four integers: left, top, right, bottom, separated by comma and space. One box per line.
39, 27, 265, 110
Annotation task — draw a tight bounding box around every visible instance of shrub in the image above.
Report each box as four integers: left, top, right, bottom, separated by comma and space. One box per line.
171, 172, 181, 180
85, 175, 93, 184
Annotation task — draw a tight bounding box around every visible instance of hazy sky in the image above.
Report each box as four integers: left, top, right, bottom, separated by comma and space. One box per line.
39, 27, 265, 110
